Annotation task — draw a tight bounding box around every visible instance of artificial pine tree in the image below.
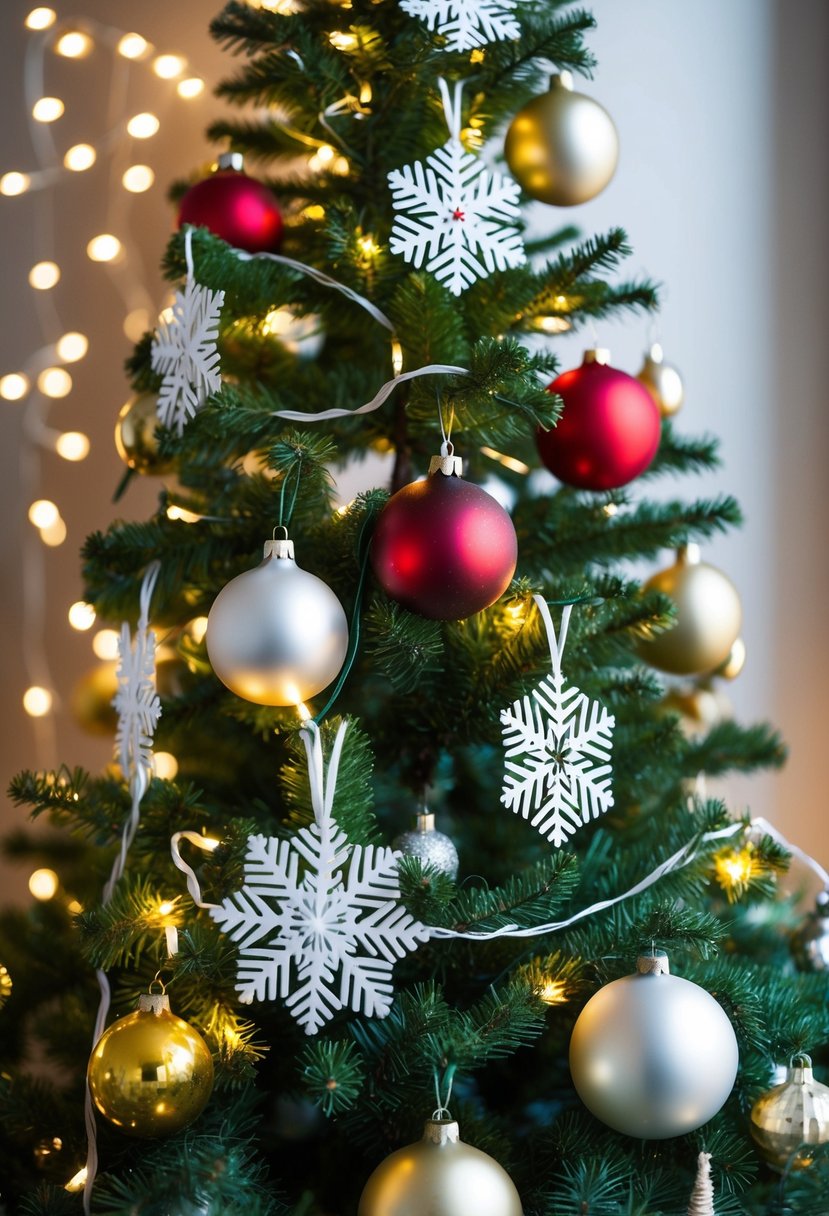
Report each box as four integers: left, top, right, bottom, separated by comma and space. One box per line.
2, 2, 828, 1214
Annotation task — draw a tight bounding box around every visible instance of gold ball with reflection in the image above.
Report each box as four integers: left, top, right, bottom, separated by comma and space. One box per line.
115, 393, 174, 475
750, 1056, 829, 1170
504, 72, 618, 207
87, 994, 213, 1138
358, 1119, 522, 1216
637, 345, 684, 417
638, 546, 742, 676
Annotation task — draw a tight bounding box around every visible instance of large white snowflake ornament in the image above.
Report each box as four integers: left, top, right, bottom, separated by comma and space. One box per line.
388, 79, 525, 296
113, 618, 161, 785
500, 597, 615, 848
151, 227, 224, 436
210, 722, 429, 1035
400, 0, 526, 52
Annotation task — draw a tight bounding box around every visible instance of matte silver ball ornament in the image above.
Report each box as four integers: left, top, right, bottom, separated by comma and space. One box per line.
206, 536, 349, 706
569, 953, 739, 1139
393, 811, 459, 880
358, 1118, 522, 1216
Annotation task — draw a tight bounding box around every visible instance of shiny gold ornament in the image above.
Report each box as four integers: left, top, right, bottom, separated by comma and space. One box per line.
87, 990, 214, 1137
638, 545, 742, 676
358, 1118, 522, 1216
660, 682, 731, 738
115, 393, 174, 475
792, 892, 829, 971
637, 343, 684, 417
70, 662, 119, 735
750, 1055, 829, 1170
0, 962, 12, 1008
504, 71, 619, 207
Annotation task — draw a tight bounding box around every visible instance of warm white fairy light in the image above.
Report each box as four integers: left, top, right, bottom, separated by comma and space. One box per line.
0, 171, 31, 196
153, 53, 185, 79
25, 7, 56, 29
68, 601, 96, 631
315, 143, 336, 166
189, 616, 209, 643
117, 32, 150, 59
480, 445, 530, 474
29, 499, 59, 529
328, 30, 359, 50
127, 111, 160, 138
37, 367, 72, 397
86, 233, 122, 262
28, 867, 59, 899
92, 629, 121, 661
153, 752, 179, 779
55, 431, 90, 461
32, 96, 64, 122
123, 307, 151, 341
56, 332, 88, 362
63, 142, 96, 171
177, 77, 205, 99
122, 164, 154, 193
166, 504, 201, 523
29, 260, 60, 290
0, 373, 30, 401
23, 687, 53, 718
65, 1166, 88, 1193
40, 516, 67, 546
54, 30, 93, 58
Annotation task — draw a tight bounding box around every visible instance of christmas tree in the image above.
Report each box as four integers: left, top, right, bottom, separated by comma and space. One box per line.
2, 1, 829, 1213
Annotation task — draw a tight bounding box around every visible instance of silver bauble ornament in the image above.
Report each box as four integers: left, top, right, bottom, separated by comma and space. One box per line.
637, 343, 684, 418
206, 535, 349, 706
750, 1054, 829, 1170
393, 811, 459, 880
569, 953, 739, 1139
792, 891, 829, 971
637, 544, 742, 676
504, 71, 619, 207
358, 1118, 522, 1216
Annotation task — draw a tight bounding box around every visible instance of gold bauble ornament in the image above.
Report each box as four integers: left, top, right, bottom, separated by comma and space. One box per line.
0, 962, 12, 1009
115, 393, 174, 475
70, 662, 119, 735
638, 545, 742, 676
358, 1118, 522, 1216
504, 71, 619, 207
637, 343, 684, 417
87, 990, 214, 1137
660, 682, 732, 738
750, 1055, 829, 1170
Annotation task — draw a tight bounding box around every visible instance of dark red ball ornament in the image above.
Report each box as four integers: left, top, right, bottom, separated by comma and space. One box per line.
177, 152, 283, 254
537, 349, 661, 490
371, 452, 518, 620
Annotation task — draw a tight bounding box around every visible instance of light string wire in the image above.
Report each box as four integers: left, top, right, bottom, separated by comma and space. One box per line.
83, 560, 161, 1216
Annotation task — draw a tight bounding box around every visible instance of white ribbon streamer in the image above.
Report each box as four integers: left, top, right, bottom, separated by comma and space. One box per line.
271, 363, 468, 423
437, 77, 465, 141
532, 594, 572, 679
751, 816, 829, 888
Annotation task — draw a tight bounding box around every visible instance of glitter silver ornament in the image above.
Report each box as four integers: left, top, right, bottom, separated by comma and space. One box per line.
358, 1118, 522, 1216
792, 891, 829, 971
569, 953, 739, 1139
750, 1054, 829, 1170
393, 811, 459, 880
206, 536, 349, 706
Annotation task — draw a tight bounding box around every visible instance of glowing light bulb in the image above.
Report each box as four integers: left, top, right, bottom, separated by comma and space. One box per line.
177, 77, 205, 98
56, 332, 88, 362
56, 431, 90, 461
123, 308, 151, 341
603, 502, 619, 517
41, 516, 67, 546
117, 33, 149, 59
29, 868, 59, 899
359, 81, 372, 104
317, 143, 336, 165
68, 601, 96, 630
263, 307, 293, 336
29, 260, 60, 290
153, 53, 185, 79
0, 171, 31, 195
23, 687, 52, 717
37, 367, 72, 397
55, 30, 92, 57
122, 164, 154, 193
32, 97, 64, 122
328, 30, 359, 50
166, 504, 201, 523
127, 112, 160, 139
65, 1167, 88, 1194
25, 8, 56, 29
29, 499, 59, 529
157, 899, 176, 917
63, 143, 96, 171
296, 702, 311, 722
539, 979, 567, 1005
0, 373, 30, 400
92, 629, 120, 660
153, 753, 179, 780
391, 338, 403, 376
534, 315, 571, 334
86, 234, 122, 262
333, 156, 350, 176
357, 234, 379, 257
189, 616, 208, 643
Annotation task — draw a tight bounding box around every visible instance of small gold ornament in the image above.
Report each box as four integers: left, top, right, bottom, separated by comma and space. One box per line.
87, 987, 214, 1138
504, 71, 618, 207
358, 1118, 522, 1216
638, 545, 742, 676
115, 393, 174, 475
0, 962, 11, 1008
637, 343, 684, 417
750, 1055, 829, 1170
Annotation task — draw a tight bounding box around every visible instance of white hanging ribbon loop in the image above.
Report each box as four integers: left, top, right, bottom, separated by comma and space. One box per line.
437, 77, 465, 141
299, 718, 349, 827
184, 225, 195, 280
532, 594, 572, 679
170, 831, 222, 910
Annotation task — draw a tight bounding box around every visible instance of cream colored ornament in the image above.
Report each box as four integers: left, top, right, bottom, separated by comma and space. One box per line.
638, 545, 742, 676
687, 1151, 715, 1216
637, 343, 684, 417
750, 1055, 829, 1170
504, 71, 618, 206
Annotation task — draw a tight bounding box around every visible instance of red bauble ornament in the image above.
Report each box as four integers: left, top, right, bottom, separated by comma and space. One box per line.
371, 453, 518, 620
537, 349, 661, 490
178, 152, 283, 253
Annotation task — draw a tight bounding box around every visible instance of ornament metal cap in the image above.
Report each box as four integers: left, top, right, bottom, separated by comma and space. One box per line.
636, 952, 670, 976
263, 536, 295, 560
137, 992, 171, 1016
217, 151, 244, 172
678, 542, 702, 565
422, 1118, 461, 1145
429, 453, 463, 477
551, 70, 574, 91
788, 1053, 815, 1084
582, 348, 611, 366
415, 811, 436, 832
647, 342, 665, 364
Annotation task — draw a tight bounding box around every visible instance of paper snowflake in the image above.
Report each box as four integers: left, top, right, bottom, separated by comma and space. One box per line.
400, 0, 525, 51
150, 275, 224, 436
500, 671, 615, 848
211, 821, 429, 1035
388, 136, 525, 296
113, 618, 161, 784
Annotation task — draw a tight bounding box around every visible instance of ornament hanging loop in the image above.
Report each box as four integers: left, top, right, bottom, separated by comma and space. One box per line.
437, 77, 466, 141
532, 593, 573, 679
432, 1062, 456, 1121
149, 971, 167, 994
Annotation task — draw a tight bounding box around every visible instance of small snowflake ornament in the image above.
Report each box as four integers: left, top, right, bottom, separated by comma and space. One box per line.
210, 721, 429, 1035
151, 227, 224, 436
500, 596, 615, 848
400, 0, 526, 52
388, 79, 525, 296
113, 562, 162, 793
